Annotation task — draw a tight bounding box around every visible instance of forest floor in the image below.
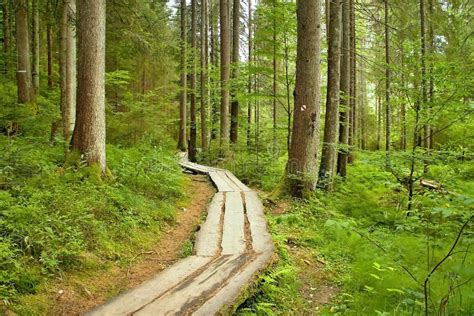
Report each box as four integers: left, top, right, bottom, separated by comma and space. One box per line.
234, 152, 473, 314
269, 201, 339, 312
9, 174, 214, 316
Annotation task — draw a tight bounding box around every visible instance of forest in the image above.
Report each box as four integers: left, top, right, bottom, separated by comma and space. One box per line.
0, 0, 473, 315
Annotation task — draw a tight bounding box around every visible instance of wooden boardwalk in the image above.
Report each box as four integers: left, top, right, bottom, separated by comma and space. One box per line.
87, 155, 274, 315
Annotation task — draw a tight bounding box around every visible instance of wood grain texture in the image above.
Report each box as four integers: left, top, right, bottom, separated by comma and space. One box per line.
88, 154, 274, 315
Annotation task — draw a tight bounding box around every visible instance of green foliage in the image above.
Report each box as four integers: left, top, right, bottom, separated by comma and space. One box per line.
237, 152, 474, 315
0, 135, 185, 303
0, 79, 60, 138
0, 0, 184, 306
0, 70, 185, 305
237, 219, 302, 315
106, 92, 178, 147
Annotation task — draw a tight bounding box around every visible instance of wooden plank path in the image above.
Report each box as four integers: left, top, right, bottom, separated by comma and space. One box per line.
87, 154, 274, 315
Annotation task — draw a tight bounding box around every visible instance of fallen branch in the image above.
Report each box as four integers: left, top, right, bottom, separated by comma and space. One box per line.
419, 179, 442, 190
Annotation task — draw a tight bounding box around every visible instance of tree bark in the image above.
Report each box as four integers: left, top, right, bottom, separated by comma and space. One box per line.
189, 0, 198, 161
72, 0, 106, 174
2, 0, 11, 74
348, 0, 356, 163
219, 0, 231, 153
428, 0, 434, 149
210, 0, 218, 141
359, 61, 367, 150
178, 0, 187, 151
230, 0, 240, 143
47, 10, 54, 89
201, 0, 209, 152
272, 0, 277, 149
325, 0, 329, 32
60, 0, 77, 145
400, 50, 407, 151
336, 0, 350, 177
376, 90, 381, 150
32, 0, 40, 91
384, 0, 391, 168
283, 29, 292, 153
246, 0, 252, 148
400, 102, 407, 150
420, 0, 429, 149
318, 0, 342, 190
287, 0, 321, 197
15, 0, 35, 103
254, 38, 260, 166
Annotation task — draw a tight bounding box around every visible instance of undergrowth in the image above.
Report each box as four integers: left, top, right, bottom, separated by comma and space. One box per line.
0, 78, 186, 310
234, 150, 474, 315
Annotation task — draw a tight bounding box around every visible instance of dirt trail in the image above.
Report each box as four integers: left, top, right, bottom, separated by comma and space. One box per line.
48, 175, 214, 316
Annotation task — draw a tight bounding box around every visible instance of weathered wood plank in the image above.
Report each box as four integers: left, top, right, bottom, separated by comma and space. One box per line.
86, 256, 212, 316
209, 171, 235, 192
194, 251, 274, 316
220, 171, 243, 191
180, 162, 213, 174
87, 155, 274, 315
244, 191, 274, 254
221, 192, 246, 255
135, 254, 251, 315
194, 192, 224, 257
225, 171, 251, 191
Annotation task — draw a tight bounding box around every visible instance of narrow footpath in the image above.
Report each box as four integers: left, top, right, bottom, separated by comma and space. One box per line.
87, 155, 274, 315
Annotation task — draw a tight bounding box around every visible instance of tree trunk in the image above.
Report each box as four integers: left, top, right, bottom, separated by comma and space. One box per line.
376, 89, 381, 150
141, 67, 146, 95
72, 0, 106, 174
272, 0, 277, 149
219, 0, 231, 153
428, 0, 434, 149
348, 0, 356, 163
15, 0, 35, 103
246, 0, 252, 148
201, 0, 209, 152
400, 51, 407, 151
401, 102, 407, 150
47, 15, 54, 89
325, 0, 329, 32
420, 0, 429, 149
336, 0, 350, 177
359, 61, 367, 150
60, 0, 77, 145
230, 0, 240, 143
2, 0, 11, 74
283, 30, 292, 153
189, 0, 197, 161
254, 37, 260, 167
287, 0, 321, 197
384, 0, 391, 168
32, 0, 40, 91
210, 0, 218, 141
178, 0, 187, 151
318, 0, 342, 190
